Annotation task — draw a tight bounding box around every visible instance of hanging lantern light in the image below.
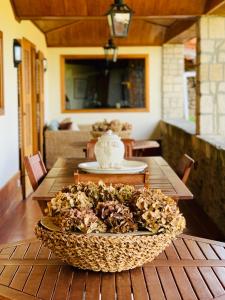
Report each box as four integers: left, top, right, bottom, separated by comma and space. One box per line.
106, 0, 133, 38
104, 38, 118, 62
13, 39, 22, 68
43, 58, 48, 72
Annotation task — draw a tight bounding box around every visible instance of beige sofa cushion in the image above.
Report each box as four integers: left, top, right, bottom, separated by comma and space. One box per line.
45, 130, 92, 168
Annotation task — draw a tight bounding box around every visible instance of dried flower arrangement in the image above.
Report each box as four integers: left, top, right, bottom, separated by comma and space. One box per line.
35, 182, 185, 272
91, 119, 132, 138
46, 182, 185, 235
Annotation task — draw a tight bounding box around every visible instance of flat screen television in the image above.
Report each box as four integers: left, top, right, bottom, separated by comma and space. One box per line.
61, 55, 148, 112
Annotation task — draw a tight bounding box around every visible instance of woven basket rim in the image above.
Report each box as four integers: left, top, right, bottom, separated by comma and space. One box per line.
37, 219, 177, 238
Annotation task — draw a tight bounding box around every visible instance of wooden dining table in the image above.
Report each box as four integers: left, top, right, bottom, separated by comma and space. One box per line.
0, 234, 224, 299
32, 156, 193, 212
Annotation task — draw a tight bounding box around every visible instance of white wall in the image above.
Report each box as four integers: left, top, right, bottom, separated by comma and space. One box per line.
46, 47, 162, 139
0, 0, 163, 188
0, 0, 47, 187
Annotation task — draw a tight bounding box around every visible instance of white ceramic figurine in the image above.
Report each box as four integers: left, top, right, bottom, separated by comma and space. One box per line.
94, 130, 125, 168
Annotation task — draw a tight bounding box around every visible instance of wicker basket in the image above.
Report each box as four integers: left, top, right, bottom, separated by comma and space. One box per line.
35, 222, 180, 272
91, 130, 131, 139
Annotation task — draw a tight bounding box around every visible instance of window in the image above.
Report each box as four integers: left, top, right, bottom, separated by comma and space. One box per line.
0, 31, 4, 115
61, 55, 149, 112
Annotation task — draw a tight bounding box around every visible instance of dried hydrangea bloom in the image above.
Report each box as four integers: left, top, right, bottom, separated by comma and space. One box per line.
132, 188, 185, 234
96, 201, 137, 233
110, 119, 123, 132
47, 190, 93, 216
92, 119, 132, 133
122, 122, 132, 131
81, 181, 117, 205
114, 184, 135, 204
56, 208, 107, 233
48, 192, 75, 216
48, 183, 185, 235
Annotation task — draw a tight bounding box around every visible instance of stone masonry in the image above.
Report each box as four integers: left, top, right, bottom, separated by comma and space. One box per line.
196, 16, 225, 135
160, 121, 225, 236
162, 44, 185, 119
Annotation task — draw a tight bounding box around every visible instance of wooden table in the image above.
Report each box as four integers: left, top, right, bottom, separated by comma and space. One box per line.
133, 140, 160, 156
0, 234, 224, 299
33, 157, 193, 208
133, 140, 160, 150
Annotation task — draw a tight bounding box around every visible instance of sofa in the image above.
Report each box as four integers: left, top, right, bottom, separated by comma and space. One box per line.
45, 129, 92, 168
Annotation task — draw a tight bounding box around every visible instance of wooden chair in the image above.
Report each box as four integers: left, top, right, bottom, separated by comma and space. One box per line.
86, 139, 135, 159
176, 154, 195, 184
24, 151, 47, 190
74, 170, 150, 188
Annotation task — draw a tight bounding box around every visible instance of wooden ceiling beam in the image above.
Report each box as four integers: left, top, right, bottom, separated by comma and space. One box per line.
144, 20, 171, 28
164, 19, 198, 43
13, 15, 201, 21
45, 21, 81, 34
205, 0, 225, 14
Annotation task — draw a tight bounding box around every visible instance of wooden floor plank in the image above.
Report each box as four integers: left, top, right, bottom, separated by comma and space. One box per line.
116, 271, 132, 300
0, 199, 42, 245
10, 265, 32, 291
179, 201, 206, 237
143, 267, 165, 300
85, 272, 101, 300
157, 267, 182, 300
185, 267, 213, 299
52, 265, 73, 300
101, 273, 115, 300
37, 266, 60, 300
171, 267, 198, 300
130, 268, 149, 300
69, 270, 86, 300
180, 201, 224, 241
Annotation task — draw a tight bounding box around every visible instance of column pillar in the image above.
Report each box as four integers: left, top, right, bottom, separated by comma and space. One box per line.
196, 16, 225, 135
162, 44, 185, 119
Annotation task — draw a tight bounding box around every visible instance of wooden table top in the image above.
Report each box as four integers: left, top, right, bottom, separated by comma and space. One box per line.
133, 140, 160, 150
0, 234, 224, 299
33, 157, 193, 201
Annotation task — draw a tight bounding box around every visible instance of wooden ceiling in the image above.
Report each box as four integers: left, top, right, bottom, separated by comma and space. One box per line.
10, 0, 225, 47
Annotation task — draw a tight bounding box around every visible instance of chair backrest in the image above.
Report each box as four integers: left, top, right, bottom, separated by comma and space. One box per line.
24, 151, 47, 190
86, 138, 135, 159
176, 154, 195, 184
74, 170, 150, 188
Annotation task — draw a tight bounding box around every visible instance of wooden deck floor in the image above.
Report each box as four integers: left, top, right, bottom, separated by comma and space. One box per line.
0, 197, 224, 244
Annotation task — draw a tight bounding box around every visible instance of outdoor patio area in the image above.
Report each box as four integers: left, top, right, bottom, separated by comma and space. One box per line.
0, 0, 225, 299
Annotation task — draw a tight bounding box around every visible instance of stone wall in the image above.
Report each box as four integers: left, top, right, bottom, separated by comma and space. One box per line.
196, 16, 225, 135
187, 77, 196, 120
162, 44, 185, 119
160, 120, 225, 236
